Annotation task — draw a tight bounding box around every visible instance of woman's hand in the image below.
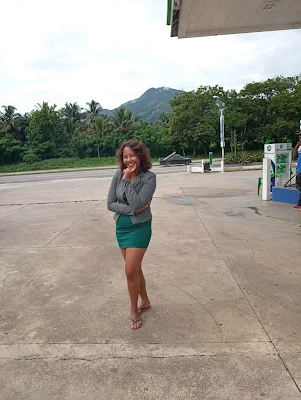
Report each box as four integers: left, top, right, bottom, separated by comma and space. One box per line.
135, 200, 151, 214
123, 164, 137, 179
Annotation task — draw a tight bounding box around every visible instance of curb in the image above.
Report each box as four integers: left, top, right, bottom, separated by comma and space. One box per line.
225, 165, 263, 172
0, 160, 205, 177
0, 161, 297, 177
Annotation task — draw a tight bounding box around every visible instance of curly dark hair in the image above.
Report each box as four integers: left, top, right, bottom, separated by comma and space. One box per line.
116, 140, 152, 172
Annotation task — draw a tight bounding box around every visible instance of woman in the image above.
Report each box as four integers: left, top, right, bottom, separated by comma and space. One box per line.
107, 140, 156, 330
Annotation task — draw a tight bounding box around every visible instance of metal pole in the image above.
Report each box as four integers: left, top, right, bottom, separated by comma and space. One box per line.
220, 109, 225, 172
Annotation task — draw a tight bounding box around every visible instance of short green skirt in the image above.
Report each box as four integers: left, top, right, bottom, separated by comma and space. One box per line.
116, 215, 152, 249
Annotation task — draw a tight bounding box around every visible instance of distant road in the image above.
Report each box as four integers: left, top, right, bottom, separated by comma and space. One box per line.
0, 165, 190, 184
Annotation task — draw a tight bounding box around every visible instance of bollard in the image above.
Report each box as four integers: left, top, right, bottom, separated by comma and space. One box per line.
201, 160, 205, 173
262, 158, 271, 201
221, 159, 225, 173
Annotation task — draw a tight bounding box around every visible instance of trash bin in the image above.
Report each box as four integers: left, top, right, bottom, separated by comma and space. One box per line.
204, 162, 211, 172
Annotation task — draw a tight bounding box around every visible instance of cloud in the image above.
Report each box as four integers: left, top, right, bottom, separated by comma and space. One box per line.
0, 0, 300, 113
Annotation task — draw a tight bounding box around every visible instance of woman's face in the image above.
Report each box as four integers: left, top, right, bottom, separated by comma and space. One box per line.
123, 146, 141, 171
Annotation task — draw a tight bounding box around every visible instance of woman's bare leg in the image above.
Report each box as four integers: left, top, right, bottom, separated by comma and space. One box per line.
139, 269, 150, 311
121, 248, 150, 319
120, 248, 126, 261
125, 248, 146, 329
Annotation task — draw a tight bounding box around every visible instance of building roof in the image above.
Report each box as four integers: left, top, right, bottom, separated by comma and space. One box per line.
167, 0, 301, 38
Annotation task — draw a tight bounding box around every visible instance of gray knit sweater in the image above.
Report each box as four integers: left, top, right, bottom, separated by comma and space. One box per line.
107, 169, 156, 224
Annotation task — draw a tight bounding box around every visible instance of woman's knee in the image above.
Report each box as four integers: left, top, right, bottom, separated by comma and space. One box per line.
125, 264, 140, 280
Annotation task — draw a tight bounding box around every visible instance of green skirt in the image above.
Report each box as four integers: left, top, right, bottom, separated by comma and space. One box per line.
116, 215, 152, 249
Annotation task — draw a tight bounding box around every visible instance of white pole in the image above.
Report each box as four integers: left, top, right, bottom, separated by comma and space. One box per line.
220, 109, 225, 173
221, 147, 225, 173
262, 158, 271, 201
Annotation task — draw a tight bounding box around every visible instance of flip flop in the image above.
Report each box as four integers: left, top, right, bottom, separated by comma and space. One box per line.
138, 305, 151, 314
130, 317, 142, 330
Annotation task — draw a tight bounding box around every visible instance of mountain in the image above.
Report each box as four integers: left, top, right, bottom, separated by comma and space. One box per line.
102, 87, 183, 122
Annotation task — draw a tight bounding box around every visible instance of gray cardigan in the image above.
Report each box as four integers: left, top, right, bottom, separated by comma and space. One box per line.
107, 169, 156, 224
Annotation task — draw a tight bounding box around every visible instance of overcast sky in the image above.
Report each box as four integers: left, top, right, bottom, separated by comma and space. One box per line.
1, 0, 301, 113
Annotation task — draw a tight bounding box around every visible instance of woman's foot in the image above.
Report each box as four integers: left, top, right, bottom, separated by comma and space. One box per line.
138, 300, 151, 314
130, 312, 142, 330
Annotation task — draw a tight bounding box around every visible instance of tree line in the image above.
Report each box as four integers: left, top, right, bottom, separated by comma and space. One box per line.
1, 75, 300, 165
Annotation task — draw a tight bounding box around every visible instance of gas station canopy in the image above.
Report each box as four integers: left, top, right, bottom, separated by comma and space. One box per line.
167, 0, 301, 38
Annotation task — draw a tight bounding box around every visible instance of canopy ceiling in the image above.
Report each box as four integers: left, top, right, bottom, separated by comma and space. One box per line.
167, 0, 301, 38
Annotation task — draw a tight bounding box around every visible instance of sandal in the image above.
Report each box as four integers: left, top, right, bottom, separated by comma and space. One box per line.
130, 317, 142, 330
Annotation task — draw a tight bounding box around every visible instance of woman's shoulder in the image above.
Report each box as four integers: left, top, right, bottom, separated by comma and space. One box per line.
142, 170, 156, 180
114, 168, 123, 178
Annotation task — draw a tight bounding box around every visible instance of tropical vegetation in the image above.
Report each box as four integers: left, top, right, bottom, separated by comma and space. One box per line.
1, 75, 300, 171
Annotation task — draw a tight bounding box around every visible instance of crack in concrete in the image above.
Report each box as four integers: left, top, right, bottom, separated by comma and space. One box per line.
277, 353, 301, 394
0, 204, 29, 216
0, 340, 275, 345
1, 353, 280, 362
239, 241, 255, 287
0, 200, 101, 207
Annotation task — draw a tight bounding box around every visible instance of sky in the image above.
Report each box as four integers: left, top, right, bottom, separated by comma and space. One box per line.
0, 0, 301, 113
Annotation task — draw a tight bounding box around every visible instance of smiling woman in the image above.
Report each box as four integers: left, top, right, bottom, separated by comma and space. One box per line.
107, 140, 156, 330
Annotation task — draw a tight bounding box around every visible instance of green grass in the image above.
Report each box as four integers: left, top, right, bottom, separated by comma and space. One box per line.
0, 157, 117, 173
0, 151, 264, 174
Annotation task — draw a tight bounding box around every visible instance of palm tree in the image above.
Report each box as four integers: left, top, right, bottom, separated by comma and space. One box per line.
0, 105, 21, 133
35, 102, 57, 111
61, 102, 84, 139
111, 107, 140, 135
91, 115, 110, 158
35, 102, 49, 110
61, 102, 82, 121
84, 100, 102, 127
15, 112, 32, 142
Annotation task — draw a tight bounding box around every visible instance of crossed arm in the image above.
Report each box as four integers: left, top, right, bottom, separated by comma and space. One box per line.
107, 172, 156, 215
121, 174, 156, 210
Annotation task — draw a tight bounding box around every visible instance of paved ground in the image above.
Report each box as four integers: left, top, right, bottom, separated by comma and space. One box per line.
0, 165, 189, 184
0, 169, 301, 399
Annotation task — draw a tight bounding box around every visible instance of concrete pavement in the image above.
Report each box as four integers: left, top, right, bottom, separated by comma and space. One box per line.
0, 165, 189, 185
0, 170, 301, 399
